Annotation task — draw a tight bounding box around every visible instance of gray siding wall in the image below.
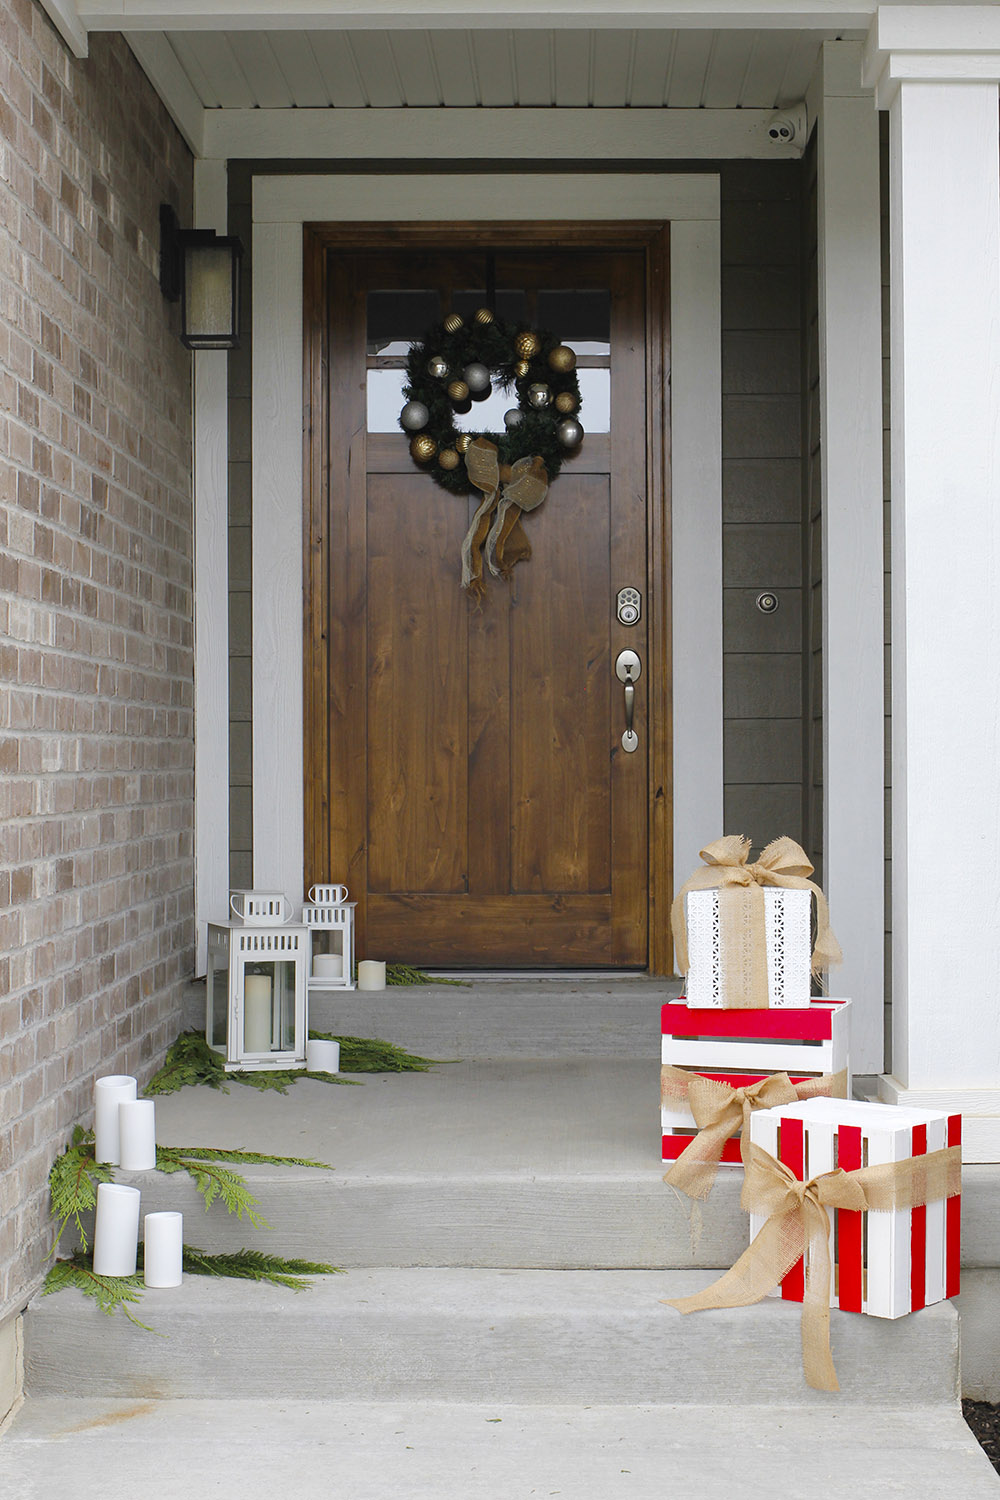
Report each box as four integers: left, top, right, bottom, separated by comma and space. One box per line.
721, 162, 806, 852
226, 160, 811, 892
801, 135, 823, 887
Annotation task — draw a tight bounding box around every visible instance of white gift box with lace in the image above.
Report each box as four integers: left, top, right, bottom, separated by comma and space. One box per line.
684, 887, 813, 1007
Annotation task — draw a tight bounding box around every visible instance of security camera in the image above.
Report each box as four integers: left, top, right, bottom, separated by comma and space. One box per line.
765, 105, 807, 146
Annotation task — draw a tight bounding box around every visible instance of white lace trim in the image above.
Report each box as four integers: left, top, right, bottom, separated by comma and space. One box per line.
685, 888, 812, 1007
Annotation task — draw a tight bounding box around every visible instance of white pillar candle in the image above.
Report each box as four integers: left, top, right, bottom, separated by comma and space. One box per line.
119, 1099, 157, 1171
243, 972, 273, 1052
357, 960, 386, 991
94, 1075, 137, 1165
313, 953, 343, 979
306, 1038, 340, 1074
93, 1182, 141, 1276
143, 1211, 183, 1288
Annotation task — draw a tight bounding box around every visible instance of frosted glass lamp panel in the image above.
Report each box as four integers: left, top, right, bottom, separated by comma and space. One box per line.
684, 887, 812, 1007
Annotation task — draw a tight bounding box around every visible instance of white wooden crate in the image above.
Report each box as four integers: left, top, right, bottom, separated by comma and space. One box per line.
660, 1000, 851, 1165
684, 887, 812, 1007
748, 1096, 961, 1318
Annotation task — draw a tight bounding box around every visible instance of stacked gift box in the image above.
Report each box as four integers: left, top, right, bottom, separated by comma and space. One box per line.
661, 835, 963, 1390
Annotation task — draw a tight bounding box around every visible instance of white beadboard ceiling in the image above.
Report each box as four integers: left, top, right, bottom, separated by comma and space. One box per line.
148, 27, 858, 110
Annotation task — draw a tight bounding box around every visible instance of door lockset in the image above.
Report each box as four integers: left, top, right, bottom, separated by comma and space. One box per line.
615, 649, 641, 753
616, 587, 641, 627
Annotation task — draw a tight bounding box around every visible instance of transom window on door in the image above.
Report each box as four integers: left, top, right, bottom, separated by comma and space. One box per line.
366, 287, 611, 434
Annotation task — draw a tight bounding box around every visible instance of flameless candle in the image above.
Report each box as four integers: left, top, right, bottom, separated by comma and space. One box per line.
244, 971, 273, 1052
306, 1038, 340, 1074
357, 960, 386, 991
143, 1211, 183, 1288
119, 1099, 157, 1171
312, 953, 343, 980
93, 1182, 141, 1276
94, 1075, 137, 1165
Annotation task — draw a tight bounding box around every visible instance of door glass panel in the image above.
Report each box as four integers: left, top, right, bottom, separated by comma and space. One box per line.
367, 290, 441, 354
452, 288, 530, 326
536, 289, 610, 351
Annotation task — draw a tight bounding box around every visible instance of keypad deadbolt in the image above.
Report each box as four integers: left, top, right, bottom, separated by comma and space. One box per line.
616, 587, 641, 626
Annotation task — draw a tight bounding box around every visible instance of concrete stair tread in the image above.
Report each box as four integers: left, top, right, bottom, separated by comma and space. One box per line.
4, 1397, 998, 1499
25, 1267, 960, 1406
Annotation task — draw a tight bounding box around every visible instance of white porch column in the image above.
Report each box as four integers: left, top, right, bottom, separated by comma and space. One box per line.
811, 41, 885, 1072
865, 9, 1000, 1159
192, 159, 231, 973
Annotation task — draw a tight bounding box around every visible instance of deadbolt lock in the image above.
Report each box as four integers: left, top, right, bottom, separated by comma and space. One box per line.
616, 587, 641, 626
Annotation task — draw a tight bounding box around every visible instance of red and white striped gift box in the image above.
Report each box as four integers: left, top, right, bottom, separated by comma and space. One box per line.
748, 1097, 961, 1317
661, 1000, 851, 1165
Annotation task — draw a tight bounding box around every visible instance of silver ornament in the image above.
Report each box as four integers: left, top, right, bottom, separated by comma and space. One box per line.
400, 400, 429, 432
528, 382, 551, 409
556, 417, 583, 448
427, 355, 449, 380
463, 362, 491, 394
504, 408, 524, 430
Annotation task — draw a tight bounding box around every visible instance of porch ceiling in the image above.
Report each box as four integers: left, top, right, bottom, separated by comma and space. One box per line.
117, 26, 860, 111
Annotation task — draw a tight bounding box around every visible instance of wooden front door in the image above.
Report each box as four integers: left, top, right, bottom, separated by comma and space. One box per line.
304, 226, 670, 969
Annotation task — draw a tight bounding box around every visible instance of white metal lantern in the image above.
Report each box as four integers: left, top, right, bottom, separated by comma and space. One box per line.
302, 896, 356, 991
205, 920, 309, 1071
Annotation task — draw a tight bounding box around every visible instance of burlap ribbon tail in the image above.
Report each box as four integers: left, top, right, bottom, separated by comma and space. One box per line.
460, 437, 549, 597
669, 834, 843, 1009
661, 1066, 849, 1201
662, 1141, 962, 1391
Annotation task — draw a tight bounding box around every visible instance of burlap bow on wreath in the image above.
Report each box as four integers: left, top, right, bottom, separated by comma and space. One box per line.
670, 834, 843, 1008
461, 438, 549, 598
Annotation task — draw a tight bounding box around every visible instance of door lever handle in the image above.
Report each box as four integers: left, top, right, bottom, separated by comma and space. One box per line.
615, 650, 641, 753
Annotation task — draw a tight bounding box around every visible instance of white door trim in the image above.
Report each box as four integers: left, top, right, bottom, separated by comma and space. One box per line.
250, 172, 723, 962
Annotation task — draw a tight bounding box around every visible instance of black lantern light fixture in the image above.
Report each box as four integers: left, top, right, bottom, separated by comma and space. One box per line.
159, 204, 243, 350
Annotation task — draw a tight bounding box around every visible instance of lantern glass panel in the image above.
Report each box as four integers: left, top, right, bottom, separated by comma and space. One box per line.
185, 242, 235, 342
209, 954, 228, 1050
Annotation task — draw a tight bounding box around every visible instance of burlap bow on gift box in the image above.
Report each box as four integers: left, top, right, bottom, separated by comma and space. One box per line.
670, 834, 842, 1009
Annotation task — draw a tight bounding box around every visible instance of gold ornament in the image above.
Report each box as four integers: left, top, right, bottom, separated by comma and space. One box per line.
443, 314, 464, 334
447, 379, 470, 403
514, 331, 541, 359
554, 392, 578, 414
474, 307, 494, 325
438, 448, 460, 471
410, 434, 438, 463
548, 344, 577, 374
513, 360, 530, 378
455, 434, 472, 454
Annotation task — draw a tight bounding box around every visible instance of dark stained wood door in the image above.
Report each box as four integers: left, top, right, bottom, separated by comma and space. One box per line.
304, 228, 669, 968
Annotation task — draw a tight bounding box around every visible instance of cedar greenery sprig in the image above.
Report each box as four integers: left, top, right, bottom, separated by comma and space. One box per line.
48, 1129, 334, 1248
385, 963, 469, 987
43, 1245, 342, 1328
144, 1029, 448, 1097
309, 1032, 445, 1074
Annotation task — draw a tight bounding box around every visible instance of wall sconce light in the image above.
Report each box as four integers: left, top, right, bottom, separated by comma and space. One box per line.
159, 204, 243, 350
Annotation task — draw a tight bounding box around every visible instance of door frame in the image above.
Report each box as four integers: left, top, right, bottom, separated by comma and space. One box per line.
302, 222, 671, 970
244, 173, 723, 977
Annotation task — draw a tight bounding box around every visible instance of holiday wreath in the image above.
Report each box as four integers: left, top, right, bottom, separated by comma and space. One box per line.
398, 308, 583, 597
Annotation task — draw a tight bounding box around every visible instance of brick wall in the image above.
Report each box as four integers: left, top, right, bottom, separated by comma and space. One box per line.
0, 3, 194, 1316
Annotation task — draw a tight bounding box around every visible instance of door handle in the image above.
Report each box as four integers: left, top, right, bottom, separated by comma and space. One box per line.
615, 649, 641, 753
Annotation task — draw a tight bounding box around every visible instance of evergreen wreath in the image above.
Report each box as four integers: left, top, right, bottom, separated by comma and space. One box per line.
399, 311, 583, 493
398, 309, 584, 594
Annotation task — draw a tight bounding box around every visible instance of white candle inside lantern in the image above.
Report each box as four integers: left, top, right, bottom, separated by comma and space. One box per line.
94, 1075, 137, 1165
357, 960, 386, 991
306, 1038, 340, 1074
93, 1182, 141, 1276
143, 1211, 183, 1287
244, 971, 273, 1052
119, 1099, 157, 1171
313, 953, 343, 980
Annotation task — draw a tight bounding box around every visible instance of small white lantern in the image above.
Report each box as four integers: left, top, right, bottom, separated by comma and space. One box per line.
205, 919, 309, 1071
302, 887, 356, 991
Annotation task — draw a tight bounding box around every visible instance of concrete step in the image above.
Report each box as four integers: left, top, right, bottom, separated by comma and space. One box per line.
4, 1397, 999, 1500
182, 975, 680, 1059
24, 1267, 960, 1407
126, 1058, 747, 1269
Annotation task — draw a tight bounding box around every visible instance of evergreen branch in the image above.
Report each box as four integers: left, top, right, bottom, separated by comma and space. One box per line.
153, 1147, 270, 1229
311, 1032, 448, 1073
42, 1255, 157, 1332
48, 1128, 114, 1255
143, 1031, 232, 1096
161, 1146, 334, 1172
180, 1246, 343, 1291
385, 964, 469, 988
